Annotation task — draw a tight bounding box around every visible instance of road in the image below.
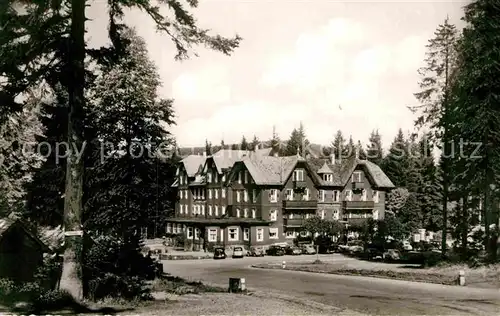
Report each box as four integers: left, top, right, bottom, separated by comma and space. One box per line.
162, 254, 500, 315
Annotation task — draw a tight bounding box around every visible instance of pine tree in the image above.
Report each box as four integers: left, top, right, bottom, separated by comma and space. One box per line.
447, 0, 500, 261
332, 130, 346, 161
220, 139, 226, 150
285, 123, 309, 156
356, 140, 367, 160
346, 136, 355, 158
412, 17, 459, 257
2, 0, 241, 299
366, 130, 384, 165
240, 136, 248, 150
382, 129, 408, 187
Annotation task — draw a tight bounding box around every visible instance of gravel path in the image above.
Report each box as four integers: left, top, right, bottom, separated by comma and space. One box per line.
135, 292, 367, 315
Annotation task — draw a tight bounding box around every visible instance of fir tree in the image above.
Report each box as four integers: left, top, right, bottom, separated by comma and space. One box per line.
382, 129, 408, 187
205, 139, 212, 155
332, 130, 346, 161
240, 136, 248, 150
366, 130, 384, 165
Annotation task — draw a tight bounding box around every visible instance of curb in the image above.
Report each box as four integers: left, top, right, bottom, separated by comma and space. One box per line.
159, 254, 212, 260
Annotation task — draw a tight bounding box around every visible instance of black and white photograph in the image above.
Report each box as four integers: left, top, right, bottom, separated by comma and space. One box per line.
0, 0, 499, 314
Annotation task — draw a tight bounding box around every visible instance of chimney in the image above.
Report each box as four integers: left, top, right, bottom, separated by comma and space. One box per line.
330, 154, 335, 164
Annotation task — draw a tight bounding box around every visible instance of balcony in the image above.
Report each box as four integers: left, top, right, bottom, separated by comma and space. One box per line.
283, 218, 306, 227
282, 199, 318, 209
343, 200, 375, 210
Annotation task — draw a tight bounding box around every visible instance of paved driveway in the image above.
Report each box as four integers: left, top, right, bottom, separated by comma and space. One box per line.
162, 254, 500, 315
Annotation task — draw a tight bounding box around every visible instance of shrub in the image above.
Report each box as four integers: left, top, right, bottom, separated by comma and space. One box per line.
83, 234, 155, 301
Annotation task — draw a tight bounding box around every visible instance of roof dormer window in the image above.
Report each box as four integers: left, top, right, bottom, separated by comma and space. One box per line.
323, 173, 333, 182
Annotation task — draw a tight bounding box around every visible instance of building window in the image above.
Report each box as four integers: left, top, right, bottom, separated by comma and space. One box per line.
222, 206, 226, 215
207, 172, 212, 183
269, 227, 278, 239
361, 189, 367, 201
318, 190, 325, 202
289, 213, 294, 219
191, 205, 195, 215
244, 208, 248, 218
222, 173, 226, 182
252, 189, 258, 203
201, 205, 205, 215
373, 209, 379, 220
215, 205, 219, 216
208, 205, 212, 216
244, 170, 248, 183
270, 209, 277, 221
320, 209, 325, 220
306, 213, 310, 219
167, 223, 172, 233
214, 189, 218, 199
269, 189, 278, 202
303, 188, 310, 201
222, 188, 226, 198
238, 172, 242, 184
251, 208, 256, 219
333, 190, 339, 202
373, 190, 379, 203
324, 174, 333, 182
202, 189, 205, 199
345, 190, 352, 201
244, 189, 248, 202
194, 228, 200, 240
293, 169, 304, 181
208, 229, 217, 242
352, 171, 362, 183
208, 189, 212, 199
243, 228, 249, 241
285, 189, 294, 201
236, 208, 241, 217
333, 209, 339, 220
256, 228, 264, 242
236, 191, 241, 202
220, 229, 224, 242
228, 227, 239, 241
187, 227, 193, 239
286, 230, 295, 238
179, 204, 183, 214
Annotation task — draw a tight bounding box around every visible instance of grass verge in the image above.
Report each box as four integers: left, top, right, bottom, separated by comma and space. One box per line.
252, 262, 500, 288
151, 275, 227, 295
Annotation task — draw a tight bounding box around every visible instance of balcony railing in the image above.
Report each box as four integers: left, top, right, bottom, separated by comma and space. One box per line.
343, 200, 375, 209
283, 218, 306, 227
282, 199, 318, 209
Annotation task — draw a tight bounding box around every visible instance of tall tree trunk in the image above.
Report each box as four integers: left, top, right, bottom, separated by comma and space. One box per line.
483, 182, 490, 259
59, 0, 86, 300
461, 196, 468, 260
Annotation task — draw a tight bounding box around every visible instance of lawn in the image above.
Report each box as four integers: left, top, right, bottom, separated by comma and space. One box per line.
253, 259, 500, 289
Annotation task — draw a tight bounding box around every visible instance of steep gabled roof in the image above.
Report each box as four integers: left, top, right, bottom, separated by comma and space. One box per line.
211, 150, 250, 173
181, 155, 207, 177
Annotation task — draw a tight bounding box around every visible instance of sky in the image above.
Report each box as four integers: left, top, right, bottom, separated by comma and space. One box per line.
86, 0, 466, 150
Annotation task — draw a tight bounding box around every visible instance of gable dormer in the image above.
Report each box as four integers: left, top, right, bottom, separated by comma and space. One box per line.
317, 162, 334, 183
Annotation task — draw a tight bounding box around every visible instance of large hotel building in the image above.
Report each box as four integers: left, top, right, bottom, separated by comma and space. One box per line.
167, 147, 394, 250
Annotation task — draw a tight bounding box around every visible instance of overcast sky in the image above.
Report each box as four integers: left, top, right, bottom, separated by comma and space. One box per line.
87, 0, 466, 149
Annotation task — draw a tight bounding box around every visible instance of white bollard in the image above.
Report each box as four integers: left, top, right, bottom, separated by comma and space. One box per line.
282, 261, 286, 269
458, 270, 465, 286
240, 278, 246, 291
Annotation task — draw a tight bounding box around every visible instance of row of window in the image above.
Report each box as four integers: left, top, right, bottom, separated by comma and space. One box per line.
206, 227, 279, 242
206, 171, 226, 183
179, 204, 227, 216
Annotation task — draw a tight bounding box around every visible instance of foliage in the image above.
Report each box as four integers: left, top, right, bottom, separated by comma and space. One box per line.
250, 135, 259, 151
83, 234, 155, 301
205, 140, 212, 155
366, 130, 384, 165
240, 136, 248, 150
386, 188, 410, 214
331, 130, 348, 159
285, 122, 308, 156
302, 216, 343, 237
381, 129, 409, 187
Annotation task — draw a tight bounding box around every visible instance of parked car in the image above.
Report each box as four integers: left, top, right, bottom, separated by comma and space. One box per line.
267, 245, 285, 256
213, 247, 226, 260
232, 246, 245, 258
383, 249, 401, 262
285, 246, 302, 255
301, 244, 316, 255
247, 246, 265, 257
